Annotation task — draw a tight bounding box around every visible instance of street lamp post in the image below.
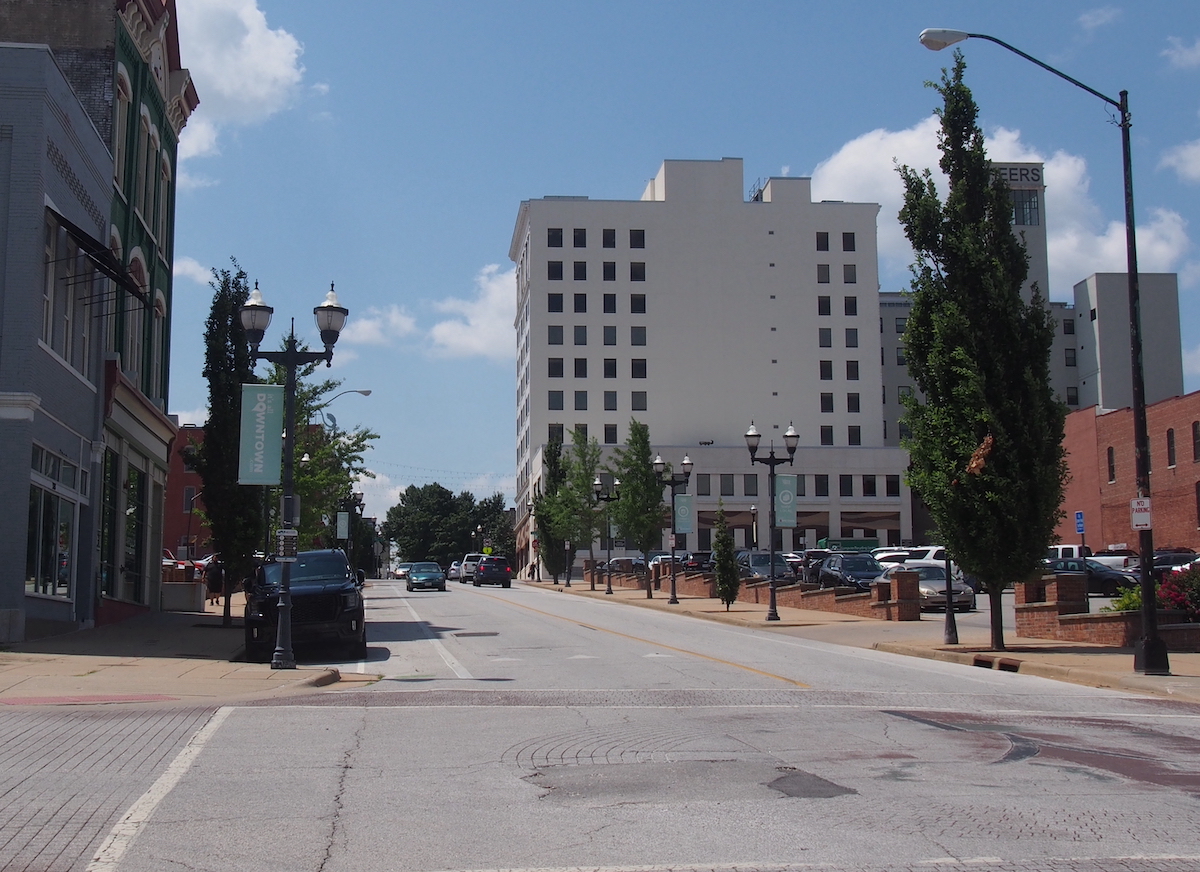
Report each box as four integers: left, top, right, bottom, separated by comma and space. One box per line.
184, 488, 203, 569
919, 28, 1168, 675
594, 476, 620, 595
653, 453, 693, 605
744, 423, 799, 622
240, 282, 348, 670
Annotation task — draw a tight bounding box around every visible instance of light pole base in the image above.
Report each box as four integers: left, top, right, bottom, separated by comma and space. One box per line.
1134, 636, 1170, 675
271, 657, 296, 670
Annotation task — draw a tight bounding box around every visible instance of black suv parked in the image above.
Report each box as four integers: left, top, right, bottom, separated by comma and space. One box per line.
244, 550, 366, 662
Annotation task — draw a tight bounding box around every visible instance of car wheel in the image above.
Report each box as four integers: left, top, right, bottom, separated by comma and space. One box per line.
244, 632, 272, 664
473, 579, 480, 587
406, 583, 413, 592
438, 585, 446, 592
502, 580, 511, 588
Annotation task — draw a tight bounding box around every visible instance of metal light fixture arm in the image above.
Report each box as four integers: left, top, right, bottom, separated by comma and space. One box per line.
745, 423, 799, 621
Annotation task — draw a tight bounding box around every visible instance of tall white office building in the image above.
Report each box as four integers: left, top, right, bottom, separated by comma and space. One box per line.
511, 158, 912, 571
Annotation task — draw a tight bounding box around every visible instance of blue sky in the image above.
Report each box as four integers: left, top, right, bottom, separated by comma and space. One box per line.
170, 1, 1200, 521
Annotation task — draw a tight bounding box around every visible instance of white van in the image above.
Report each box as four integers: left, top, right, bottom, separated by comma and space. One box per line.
1045, 545, 1091, 561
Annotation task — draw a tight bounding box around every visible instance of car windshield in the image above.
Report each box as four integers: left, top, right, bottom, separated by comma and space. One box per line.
411, 562, 441, 572
842, 555, 883, 572
911, 566, 946, 581
261, 553, 348, 584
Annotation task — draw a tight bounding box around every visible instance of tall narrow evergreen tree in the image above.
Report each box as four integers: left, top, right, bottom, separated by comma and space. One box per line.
532, 437, 570, 582
897, 53, 1067, 650
607, 419, 665, 560
712, 504, 739, 611
190, 260, 265, 625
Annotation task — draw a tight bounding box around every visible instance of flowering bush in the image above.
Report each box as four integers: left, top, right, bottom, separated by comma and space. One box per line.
1102, 567, 1200, 621
1159, 566, 1200, 621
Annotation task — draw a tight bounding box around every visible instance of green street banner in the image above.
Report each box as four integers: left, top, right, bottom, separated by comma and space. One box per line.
238, 384, 283, 485
775, 475, 797, 528
674, 493, 694, 534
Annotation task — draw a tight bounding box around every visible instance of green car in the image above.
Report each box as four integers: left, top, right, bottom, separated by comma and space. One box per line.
406, 561, 447, 592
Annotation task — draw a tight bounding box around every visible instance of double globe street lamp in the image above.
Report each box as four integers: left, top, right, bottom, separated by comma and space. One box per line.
653, 453, 693, 605
744, 423, 799, 622
919, 28, 1167, 675
593, 477, 620, 595
240, 282, 349, 670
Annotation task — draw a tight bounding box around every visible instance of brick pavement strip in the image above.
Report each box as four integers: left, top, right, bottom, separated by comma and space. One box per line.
0, 707, 214, 872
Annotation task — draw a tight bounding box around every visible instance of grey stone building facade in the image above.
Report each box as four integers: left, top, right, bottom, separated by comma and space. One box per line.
0, 1, 197, 640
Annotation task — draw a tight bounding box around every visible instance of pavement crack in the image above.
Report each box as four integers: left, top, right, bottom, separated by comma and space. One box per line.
315, 709, 367, 872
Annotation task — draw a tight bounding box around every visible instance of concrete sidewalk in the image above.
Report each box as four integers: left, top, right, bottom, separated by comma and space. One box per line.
538, 579, 1200, 704
0, 592, 374, 707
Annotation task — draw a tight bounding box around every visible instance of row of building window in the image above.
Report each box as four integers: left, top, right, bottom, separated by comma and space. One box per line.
816, 232, 856, 252
550, 325, 650, 346
1106, 423, 1200, 482
549, 261, 646, 281
549, 351, 645, 378
696, 471, 899, 498
549, 228, 645, 249
821, 393, 862, 413
819, 328, 860, 348
819, 296, 859, 316
820, 360, 861, 380
549, 422, 635, 445
549, 293, 646, 313
817, 264, 857, 284
550, 384, 648, 410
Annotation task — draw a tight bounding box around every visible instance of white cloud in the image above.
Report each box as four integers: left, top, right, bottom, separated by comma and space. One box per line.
1184, 345, 1200, 377
1163, 36, 1200, 69
811, 118, 1191, 299
780, 165, 791, 177
175, 0, 304, 160
1078, 7, 1120, 32
171, 405, 209, 426
312, 82, 330, 96
1161, 139, 1200, 183
174, 256, 213, 285
340, 305, 418, 345
428, 265, 516, 361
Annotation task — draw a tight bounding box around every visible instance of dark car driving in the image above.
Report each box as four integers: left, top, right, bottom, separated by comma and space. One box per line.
244, 549, 367, 662
474, 555, 512, 587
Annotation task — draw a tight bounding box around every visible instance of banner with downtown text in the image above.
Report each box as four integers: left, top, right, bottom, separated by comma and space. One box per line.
238, 384, 283, 485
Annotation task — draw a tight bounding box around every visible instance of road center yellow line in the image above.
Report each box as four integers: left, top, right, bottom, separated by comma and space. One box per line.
484, 593, 809, 688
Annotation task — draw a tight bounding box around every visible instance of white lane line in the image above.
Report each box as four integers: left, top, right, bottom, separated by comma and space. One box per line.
87, 707, 233, 871
397, 592, 474, 679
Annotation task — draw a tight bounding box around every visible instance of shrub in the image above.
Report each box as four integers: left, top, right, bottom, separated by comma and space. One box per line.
1159, 566, 1200, 621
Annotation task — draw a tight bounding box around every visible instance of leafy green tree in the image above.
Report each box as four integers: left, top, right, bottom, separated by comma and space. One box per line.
264, 353, 378, 551
382, 483, 469, 567
533, 437, 571, 582
897, 53, 1067, 650
608, 419, 665, 559
474, 492, 516, 559
564, 430, 604, 583
189, 260, 264, 626
712, 503, 740, 610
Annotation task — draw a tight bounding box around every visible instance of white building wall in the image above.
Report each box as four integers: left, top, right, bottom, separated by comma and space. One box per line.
1074, 273, 1183, 411
511, 158, 911, 559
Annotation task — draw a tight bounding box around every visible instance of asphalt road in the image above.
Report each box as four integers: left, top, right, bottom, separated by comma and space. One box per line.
5, 581, 1198, 872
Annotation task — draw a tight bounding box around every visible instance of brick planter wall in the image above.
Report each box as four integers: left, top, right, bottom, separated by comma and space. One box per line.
1016, 575, 1195, 648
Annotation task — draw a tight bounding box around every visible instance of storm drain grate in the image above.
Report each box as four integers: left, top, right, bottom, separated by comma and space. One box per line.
453, 631, 499, 637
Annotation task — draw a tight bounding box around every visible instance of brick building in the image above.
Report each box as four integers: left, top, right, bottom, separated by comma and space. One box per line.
1057, 393, 1200, 554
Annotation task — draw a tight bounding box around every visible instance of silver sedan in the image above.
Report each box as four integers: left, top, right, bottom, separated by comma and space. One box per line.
883, 561, 975, 612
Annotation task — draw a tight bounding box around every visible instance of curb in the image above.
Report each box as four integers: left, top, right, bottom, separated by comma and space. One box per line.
300, 668, 341, 688
873, 642, 1200, 702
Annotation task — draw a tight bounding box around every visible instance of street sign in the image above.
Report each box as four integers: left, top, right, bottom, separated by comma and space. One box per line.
1131, 498, 1152, 530
1074, 511, 1085, 535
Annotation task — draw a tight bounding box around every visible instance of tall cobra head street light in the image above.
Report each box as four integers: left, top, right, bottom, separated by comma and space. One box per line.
653, 453, 693, 605
745, 422, 799, 621
593, 476, 620, 595
919, 28, 1167, 675
240, 282, 348, 669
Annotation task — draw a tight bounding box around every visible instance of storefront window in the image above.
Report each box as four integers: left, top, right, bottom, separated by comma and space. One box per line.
26, 485, 75, 598
123, 462, 147, 602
